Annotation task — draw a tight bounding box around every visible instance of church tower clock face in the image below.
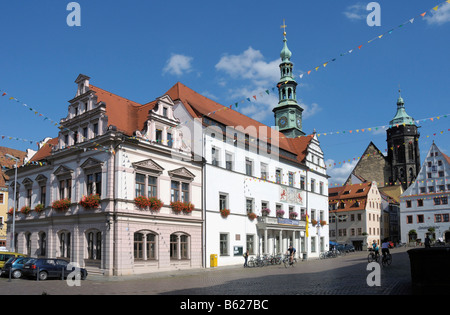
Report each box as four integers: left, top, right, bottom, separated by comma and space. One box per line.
278, 116, 288, 128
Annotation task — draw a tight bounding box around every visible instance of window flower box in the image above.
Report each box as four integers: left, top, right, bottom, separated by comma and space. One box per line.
247, 212, 257, 221
320, 220, 327, 226
220, 208, 230, 218
261, 208, 271, 216
170, 201, 194, 214
135, 196, 164, 211
135, 196, 150, 208
51, 198, 71, 212
20, 206, 31, 215
311, 219, 318, 226
34, 203, 45, 213
148, 197, 164, 211
289, 212, 298, 219
276, 209, 285, 218
79, 194, 100, 209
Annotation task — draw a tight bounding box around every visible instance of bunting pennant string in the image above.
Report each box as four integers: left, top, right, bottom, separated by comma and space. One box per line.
316, 114, 450, 138
326, 127, 450, 170
0, 89, 114, 154
299, 0, 450, 80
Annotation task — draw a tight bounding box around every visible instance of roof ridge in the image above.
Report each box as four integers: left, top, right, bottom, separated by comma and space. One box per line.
90, 84, 142, 107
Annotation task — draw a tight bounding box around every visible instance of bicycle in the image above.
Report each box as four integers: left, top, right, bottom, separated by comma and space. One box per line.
319, 250, 336, 259
367, 248, 380, 263
282, 254, 296, 268
381, 252, 392, 266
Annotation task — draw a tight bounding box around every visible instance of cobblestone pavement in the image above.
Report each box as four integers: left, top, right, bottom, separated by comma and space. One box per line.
0, 246, 412, 295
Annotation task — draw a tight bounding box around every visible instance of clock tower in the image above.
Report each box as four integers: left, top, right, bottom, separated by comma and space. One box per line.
273, 21, 305, 138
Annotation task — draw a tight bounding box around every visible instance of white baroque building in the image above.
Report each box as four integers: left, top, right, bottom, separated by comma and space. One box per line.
6, 75, 204, 276
400, 141, 450, 243
6, 32, 328, 273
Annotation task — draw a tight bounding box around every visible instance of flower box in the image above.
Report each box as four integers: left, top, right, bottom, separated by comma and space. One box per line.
135, 196, 150, 209
289, 212, 298, 219
170, 201, 194, 214
247, 212, 257, 221
20, 206, 31, 215
148, 197, 164, 211
34, 204, 45, 213
261, 208, 271, 216
311, 219, 318, 226
276, 209, 285, 218
320, 220, 327, 226
79, 194, 100, 209
220, 208, 230, 218
51, 198, 71, 212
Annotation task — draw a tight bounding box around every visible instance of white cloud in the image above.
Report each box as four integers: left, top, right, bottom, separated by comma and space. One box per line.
343, 3, 367, 21
326, 159, 358, 185
425, 3, 450, 25
163, 53, 194, 76
215, 47, 279, 84
301, 102, 321, 119
215, 47, 321, 123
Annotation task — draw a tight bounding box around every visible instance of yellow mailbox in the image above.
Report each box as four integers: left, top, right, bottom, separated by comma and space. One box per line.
210, 254, 218, 267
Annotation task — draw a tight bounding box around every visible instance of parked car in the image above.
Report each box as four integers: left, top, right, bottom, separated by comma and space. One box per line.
0, 252, 26, 270
343, 244, 355, 252
1, 257, 32, 279
23, 258, 88, 281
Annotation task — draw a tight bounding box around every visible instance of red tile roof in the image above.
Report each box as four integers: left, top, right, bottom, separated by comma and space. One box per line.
29, 138, 59, 162
0, 146, 27, 188
31, 80, 314, 166
328, 182, 372, 212
164, 82, 313, 164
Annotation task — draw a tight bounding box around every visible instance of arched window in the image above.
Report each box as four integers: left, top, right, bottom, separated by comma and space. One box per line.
58, 231, 71, 258
39, 232, 47, 257
86, 230, 101, 260
170, 233, 190, 260
134, 231, 158, 261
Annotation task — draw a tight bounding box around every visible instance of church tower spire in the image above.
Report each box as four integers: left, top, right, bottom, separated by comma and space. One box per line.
386, 89, 421, 190
273, 20, 305, 138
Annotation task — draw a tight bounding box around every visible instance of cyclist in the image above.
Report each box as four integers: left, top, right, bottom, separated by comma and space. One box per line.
381, 238, 390, 259
287, 245, 296, 265
372, 240, 379, 261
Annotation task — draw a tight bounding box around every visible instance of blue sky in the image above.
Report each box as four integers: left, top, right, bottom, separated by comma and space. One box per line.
0, 0, 449, 186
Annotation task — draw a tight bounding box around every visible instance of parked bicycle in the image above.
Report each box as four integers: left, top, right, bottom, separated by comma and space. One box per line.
319, 250, 336, 259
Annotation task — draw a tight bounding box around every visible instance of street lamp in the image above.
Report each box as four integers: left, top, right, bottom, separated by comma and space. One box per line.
5, 153, 19, 252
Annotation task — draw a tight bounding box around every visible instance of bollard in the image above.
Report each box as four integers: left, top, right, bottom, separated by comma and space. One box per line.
8, 268, 12, 282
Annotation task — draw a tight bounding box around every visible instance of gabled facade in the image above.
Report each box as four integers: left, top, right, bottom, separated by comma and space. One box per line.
400, 142, 450, 243
6, 75, 203, 276
329, 182, 382, 250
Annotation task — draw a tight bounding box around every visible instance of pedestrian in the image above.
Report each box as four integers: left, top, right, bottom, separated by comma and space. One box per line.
425, 235, 431, 248
243, 250, 249, 267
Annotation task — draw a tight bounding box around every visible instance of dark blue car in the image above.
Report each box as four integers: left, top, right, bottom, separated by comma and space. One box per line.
22, 258, 88, 281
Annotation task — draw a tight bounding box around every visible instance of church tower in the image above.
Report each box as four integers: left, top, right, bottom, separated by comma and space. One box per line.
386, 90, 421, 190
273, 22, 305, 138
